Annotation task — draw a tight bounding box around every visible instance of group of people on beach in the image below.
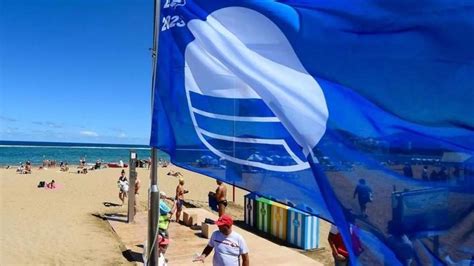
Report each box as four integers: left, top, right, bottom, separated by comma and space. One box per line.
404, 163, 465, 184
156, 176, 247, 266
129, 165, 247, 266
14, 160, 70, 173
16, 161, 32, 174
42, 159, 57, 168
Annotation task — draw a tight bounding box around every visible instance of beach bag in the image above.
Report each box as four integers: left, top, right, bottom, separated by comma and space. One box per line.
37, 181, 45, 188
119, 180, 129, 192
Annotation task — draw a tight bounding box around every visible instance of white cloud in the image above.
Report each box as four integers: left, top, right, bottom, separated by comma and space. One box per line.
118, 132, 127, 138
80, 130, 99, 137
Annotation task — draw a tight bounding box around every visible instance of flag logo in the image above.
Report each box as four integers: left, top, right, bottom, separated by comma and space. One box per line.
184, 7, 329, 172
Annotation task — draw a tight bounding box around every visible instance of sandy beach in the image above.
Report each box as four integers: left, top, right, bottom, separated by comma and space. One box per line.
1, 165, 331, 265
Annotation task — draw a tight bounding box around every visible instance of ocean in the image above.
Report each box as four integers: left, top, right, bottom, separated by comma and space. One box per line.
0, 140, 168, 166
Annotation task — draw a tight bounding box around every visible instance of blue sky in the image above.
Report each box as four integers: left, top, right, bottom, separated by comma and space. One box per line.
0, 0, 153, 144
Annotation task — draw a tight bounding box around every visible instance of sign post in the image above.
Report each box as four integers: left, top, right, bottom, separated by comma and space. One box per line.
128, 150, 137, 223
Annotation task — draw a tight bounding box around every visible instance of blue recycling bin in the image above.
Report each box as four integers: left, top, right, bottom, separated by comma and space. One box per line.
287, 207, 320, 250
244, 193, 259, 228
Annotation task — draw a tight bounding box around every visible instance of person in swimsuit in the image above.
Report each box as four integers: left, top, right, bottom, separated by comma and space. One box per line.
215, 180, 227, 217
117, 170, 128, 205
172, 178, 187, 222
133, 173, 141, 214
46, 180, 56, 189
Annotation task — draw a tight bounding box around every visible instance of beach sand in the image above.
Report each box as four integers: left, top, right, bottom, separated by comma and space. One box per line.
1, 165, 332, 265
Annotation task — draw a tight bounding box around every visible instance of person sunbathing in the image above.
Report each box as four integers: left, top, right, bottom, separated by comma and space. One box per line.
167, 171, 182, 177
46, 180, 56, 189
77, 167, 88, 174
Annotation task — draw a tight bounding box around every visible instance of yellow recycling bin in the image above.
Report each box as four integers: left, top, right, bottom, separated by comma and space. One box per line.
270, 201, 289, 240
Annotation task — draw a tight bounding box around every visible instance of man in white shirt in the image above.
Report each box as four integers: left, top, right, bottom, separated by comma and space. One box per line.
194, 214, 249, 266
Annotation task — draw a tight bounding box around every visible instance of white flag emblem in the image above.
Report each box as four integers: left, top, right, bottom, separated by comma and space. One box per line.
184, 7, 329, 172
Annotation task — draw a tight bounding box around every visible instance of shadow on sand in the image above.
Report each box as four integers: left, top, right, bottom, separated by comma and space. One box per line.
103, 201, 122, 207
91, 213, 128, 223
122, 249, 144, 263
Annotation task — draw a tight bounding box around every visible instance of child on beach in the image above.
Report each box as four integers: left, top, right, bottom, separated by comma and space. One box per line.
17, 164, 24, 173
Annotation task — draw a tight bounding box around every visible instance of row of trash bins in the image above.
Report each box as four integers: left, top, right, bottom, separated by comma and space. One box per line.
244, 194, 320, 250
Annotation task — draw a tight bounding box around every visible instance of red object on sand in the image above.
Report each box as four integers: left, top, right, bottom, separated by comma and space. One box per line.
107, 163, 128, 168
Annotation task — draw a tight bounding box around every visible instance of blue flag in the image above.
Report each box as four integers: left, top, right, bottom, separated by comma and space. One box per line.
151, 1, 474, 265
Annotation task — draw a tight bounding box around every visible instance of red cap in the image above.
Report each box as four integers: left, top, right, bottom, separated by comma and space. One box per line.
216, 214, 233, 227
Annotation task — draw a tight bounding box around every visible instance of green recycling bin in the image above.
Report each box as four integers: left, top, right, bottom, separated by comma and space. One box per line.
256, 197, 272, 233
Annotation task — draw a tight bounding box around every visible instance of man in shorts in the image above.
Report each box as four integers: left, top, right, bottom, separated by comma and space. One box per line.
193, 214, 249, 266
215, 180, 227, 217
172, 178, 187, 222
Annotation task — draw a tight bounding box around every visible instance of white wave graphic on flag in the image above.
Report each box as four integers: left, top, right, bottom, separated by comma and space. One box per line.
184, 7, 329, 172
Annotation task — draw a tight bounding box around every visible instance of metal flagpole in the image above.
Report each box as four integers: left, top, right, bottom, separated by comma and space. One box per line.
148, 0, 161, 264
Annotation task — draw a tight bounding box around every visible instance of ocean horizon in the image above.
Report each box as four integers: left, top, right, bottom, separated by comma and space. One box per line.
0, 140, 168, 166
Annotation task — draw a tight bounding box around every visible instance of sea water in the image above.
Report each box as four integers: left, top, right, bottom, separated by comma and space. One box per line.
0, 140, 168, 166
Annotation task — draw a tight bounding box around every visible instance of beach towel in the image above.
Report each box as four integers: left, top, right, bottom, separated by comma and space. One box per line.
44, 184, 63, 190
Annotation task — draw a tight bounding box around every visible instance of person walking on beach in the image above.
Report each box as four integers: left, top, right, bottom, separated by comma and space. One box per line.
193, 214, 249, 266
353, 179, 372, 218
215, 181, 227, 217
172, 178, 187, 222
117, 170, 129, 205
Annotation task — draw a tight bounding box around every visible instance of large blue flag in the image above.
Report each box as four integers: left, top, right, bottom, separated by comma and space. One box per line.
151, 1, 474, 265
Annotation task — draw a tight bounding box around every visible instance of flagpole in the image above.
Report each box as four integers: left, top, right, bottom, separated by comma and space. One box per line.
148, 0, 161, 264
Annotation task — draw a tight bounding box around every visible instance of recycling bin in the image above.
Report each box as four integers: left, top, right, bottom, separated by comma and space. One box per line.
270, 201, 290, 240
287, 207, 320, 250
256, 197, 272, 233
244, 193, 259, 228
